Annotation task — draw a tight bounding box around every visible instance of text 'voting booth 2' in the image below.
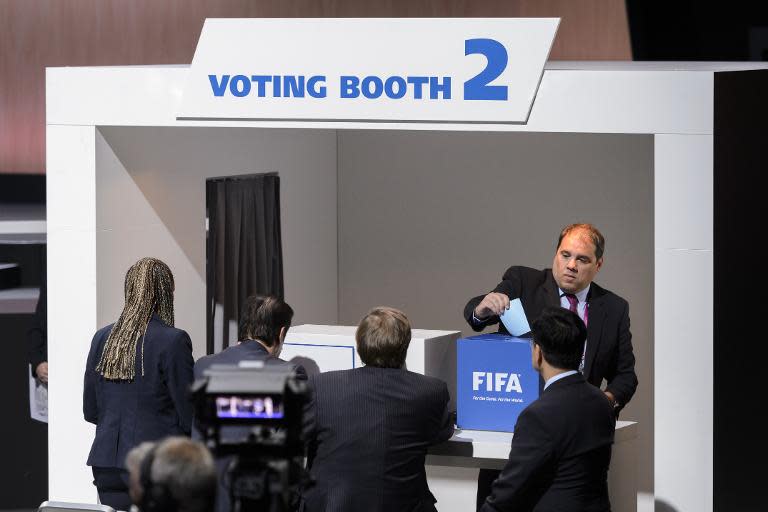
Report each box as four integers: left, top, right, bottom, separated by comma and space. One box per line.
457, 334, 539, 432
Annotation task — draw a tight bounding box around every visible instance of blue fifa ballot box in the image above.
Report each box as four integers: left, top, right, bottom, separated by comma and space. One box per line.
457, 334, 540, 432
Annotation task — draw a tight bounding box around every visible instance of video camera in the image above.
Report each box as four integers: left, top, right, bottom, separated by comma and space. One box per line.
192, 362, 309, 512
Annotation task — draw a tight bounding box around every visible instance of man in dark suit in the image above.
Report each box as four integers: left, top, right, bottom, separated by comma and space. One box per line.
481, 307, 616, 512
464, 223, 636, 408
194, 295, 306, 380
464, 223, 636, 507
301, 307, 454, 512
194, 294, 306, 512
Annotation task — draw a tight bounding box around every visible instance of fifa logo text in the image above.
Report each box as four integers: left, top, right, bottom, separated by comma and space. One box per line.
472, 372, 523, 393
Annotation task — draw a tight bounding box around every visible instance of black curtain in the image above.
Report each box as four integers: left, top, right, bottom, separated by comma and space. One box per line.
206, 173, 283, 354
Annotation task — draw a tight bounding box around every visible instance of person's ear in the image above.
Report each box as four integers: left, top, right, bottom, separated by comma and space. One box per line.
531, 343, 542, 371
271, 326, 288, 357
595, 257, 604, 272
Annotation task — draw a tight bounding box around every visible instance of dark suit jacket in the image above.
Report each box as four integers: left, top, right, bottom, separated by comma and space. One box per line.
193, 339, 307, 380
301, 367, 454, 512
464, 266, 637, 408
83, 315, 195, 468
26, 264, 46, 378
193, 340, 307, 512
481, 373, 616, 512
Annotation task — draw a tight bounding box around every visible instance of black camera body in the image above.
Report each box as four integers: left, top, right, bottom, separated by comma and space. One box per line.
192, 362, 309, 512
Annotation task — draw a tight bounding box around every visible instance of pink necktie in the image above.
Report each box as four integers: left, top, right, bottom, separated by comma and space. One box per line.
564, 293, 588, 327
564, 293, 588, 373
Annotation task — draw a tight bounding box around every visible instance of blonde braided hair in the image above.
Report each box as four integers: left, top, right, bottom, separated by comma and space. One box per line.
95, 257, 175, 380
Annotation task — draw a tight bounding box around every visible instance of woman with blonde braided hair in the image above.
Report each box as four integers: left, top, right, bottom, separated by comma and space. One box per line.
83, 257, 194, 510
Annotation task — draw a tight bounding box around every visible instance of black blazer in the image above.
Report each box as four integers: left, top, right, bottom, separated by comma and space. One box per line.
27, 264, 47, 378
83, 315, 195, 468
481, 373, 616, 512
194, 339, 307, 380
464, 266, 637, 408
301, 367, 454, 512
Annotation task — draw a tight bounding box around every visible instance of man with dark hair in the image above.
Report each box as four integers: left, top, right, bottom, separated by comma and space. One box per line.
465, 224, 637, 506
194, 295, 306, 512
301, 307, 454, 512
480, 307, 616, 512
195, 295, 305, 378
126, 436, 216, 512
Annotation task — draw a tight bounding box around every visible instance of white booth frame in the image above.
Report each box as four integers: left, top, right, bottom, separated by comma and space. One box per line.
45, 61, 768, 512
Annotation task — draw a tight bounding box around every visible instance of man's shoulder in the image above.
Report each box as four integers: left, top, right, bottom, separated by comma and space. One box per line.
194, 344, 240, 370
533, 377, 612, 421
590, 281, 629, 308
400, 369, 448, 390
501, 266, 551, 287
310, 368, 354, 383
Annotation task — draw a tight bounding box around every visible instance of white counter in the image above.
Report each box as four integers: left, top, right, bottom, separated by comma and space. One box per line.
427, 421, 638, 512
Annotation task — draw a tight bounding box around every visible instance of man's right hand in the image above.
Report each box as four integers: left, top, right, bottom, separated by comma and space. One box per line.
474, 292, 510, 320
35, 362, 48, 384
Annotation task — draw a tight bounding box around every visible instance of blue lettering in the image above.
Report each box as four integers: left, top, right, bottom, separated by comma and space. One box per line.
430, 76, 451, 100
362, 76, 383, 99
284, 76, 304, 97
229, 75, 251, 97
385, 76, 407, 99
273, 75, 282, 97
307, 76, 327, 98
250, 75, 271, 97
464, 38, 509, 101
407, 76, 429, 99
209, 75, 230, 97
341, 76, 360, 98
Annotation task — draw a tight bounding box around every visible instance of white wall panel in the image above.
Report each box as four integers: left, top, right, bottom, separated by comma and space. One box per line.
655, 134, 714, 250
655, 249, 713, 512
46, 125, 99, 502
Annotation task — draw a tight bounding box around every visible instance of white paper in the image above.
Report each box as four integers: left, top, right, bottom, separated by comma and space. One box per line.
499, 298, 531, 336
29, 365, 48, 423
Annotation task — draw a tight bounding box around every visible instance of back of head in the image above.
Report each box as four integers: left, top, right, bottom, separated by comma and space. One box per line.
356, 307, 411, 368
97, 257, 175, 380
531, 306, 587, 371
128, 436, 216, 512
237, 295, 294, 347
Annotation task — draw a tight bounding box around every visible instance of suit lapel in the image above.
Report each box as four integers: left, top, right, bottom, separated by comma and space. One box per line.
583, 287, 606, 379
528, 271, 560, 339
541, 270, 561, 308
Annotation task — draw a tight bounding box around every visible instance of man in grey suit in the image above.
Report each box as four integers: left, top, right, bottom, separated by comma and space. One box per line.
301, 307, 454, 512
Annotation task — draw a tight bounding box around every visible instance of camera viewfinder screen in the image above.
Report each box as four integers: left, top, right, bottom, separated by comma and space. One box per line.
215, 395, 284, 419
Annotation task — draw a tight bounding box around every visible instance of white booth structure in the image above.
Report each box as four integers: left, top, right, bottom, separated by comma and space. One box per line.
45, 18, 768, 512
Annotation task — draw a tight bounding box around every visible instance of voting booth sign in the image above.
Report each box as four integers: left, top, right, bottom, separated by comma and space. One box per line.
457, 334, 539, 432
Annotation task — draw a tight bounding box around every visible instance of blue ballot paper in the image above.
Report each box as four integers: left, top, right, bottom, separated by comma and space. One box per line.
500, 298, 531, 336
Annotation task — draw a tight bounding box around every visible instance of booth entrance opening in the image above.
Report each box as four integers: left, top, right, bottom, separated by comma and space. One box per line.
205, 172, 284, 354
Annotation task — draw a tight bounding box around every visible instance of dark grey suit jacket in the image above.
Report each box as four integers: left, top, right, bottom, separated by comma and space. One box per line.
193, 339, 307, 380
83, 315, 195, 468
464, 266, 637, 408
481, 373, 616, 512
301, 367, 454, 512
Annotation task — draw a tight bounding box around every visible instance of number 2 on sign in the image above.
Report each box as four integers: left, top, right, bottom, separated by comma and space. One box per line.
464, 38, 509, 101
